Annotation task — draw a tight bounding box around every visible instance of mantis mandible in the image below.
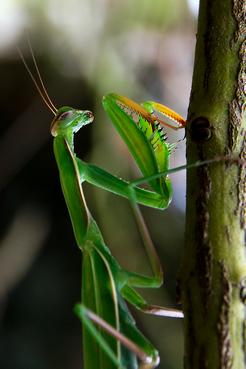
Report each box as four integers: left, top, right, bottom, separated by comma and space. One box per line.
19, 45, 188, 369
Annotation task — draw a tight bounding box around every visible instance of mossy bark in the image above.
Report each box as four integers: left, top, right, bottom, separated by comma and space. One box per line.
181, 1, 246, 368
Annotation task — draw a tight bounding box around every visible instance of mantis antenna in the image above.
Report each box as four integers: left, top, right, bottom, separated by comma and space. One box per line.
17, 41, 57, 116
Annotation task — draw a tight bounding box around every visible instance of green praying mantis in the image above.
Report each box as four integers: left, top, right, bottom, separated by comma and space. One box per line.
19, 45, 191, 369
52, 95, 185, 369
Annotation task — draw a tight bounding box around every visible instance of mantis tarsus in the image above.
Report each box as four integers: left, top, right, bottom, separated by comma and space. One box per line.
19, 45, 190, 369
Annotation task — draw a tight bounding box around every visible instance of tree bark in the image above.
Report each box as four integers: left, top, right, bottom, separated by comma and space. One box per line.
181, 1, 246, 368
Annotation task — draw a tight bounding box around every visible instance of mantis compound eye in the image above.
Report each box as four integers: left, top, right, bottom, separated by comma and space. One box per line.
51, 109, 75, 136
58, 111, 74, 121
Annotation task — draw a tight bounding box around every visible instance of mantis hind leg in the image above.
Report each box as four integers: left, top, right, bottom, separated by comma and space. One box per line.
75, 303, 125, 369
75, 303, 160, 369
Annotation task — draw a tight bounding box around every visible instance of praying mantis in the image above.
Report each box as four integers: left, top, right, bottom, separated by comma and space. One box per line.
19, 45, 191, 369
52, 94, 186, 369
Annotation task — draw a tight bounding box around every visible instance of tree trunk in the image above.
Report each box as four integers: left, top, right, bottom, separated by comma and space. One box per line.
181, 1, 246, 368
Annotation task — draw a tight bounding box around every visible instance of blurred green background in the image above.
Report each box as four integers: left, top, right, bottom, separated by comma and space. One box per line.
0, 1, 199, 368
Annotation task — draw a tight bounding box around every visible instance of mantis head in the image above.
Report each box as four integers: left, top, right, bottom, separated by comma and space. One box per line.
51, 106, 94, 137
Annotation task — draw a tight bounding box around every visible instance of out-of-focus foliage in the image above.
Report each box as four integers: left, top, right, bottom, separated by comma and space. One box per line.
0, 1, 197, 368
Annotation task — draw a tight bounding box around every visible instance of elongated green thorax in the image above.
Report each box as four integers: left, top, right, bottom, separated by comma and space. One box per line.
51, 107, 94, 246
